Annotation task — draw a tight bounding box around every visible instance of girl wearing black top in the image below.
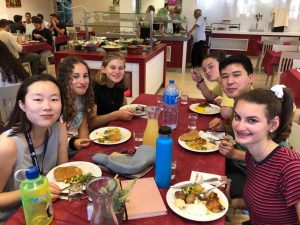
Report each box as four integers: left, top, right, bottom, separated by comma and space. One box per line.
88, 52, 134, 130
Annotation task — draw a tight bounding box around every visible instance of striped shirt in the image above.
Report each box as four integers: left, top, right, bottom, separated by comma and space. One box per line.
243, 146, 300, 225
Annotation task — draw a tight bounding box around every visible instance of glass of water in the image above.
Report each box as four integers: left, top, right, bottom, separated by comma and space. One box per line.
133, 130, 144, 149
187, 113, 198, 130
180, 91, 189, 105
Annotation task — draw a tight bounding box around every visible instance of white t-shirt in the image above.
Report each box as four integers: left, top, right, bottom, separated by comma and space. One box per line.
192, 16, 206, 43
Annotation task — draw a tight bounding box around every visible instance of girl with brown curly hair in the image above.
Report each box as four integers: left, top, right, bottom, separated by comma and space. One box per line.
88, 52, 134, 130
57, 57, 94, 151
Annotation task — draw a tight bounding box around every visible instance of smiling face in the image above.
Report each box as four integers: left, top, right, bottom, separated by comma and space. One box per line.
232, 100, 279, 147
102, 59, 125, 87
202, 57, 220, 81
69, 63, 89, 96
221, 63, 253, 99
19, 81, 62, 129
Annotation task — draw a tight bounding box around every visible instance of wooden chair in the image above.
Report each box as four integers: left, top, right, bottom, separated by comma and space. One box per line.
289, 40, 300, 52
256, 39, 282, 74
22, 62, 32, 76
271, 51, 300, 86
0, 83, 21, 123
288, 122, 300, 152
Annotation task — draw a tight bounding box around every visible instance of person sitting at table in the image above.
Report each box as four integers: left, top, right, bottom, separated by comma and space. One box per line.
229, 87, 300, 224
50, 13, 66, 36
57, 57, 94, 153
209, 55, 254, 199
191, 51, 233, 120
37, 13, 50, 29
0, 40, 29, 87
0, 74, 68, 223
31, 16, 53, 67
10, 15, 25, 34
23, 12, 34, 36
0, 19, 43, 75
88, 52, 134, 130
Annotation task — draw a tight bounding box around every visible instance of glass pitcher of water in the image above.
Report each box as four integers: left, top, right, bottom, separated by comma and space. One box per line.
143, 106, 161, 147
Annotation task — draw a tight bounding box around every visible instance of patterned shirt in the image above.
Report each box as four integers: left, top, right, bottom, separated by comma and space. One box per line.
243, 145, 300, 225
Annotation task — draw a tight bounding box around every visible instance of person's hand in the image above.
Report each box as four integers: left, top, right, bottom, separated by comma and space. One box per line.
33, 33, 42, 39
208, 118, 224, 131
191, 68, 203, 83
74, 138, 91, 149
219, 136, 235, 158
49, 182, 61, 202
115, 109, 134, 121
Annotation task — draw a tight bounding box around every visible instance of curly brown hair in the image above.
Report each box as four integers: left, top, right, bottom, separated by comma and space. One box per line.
57, 57, 94, 123
94, 52, 128, 89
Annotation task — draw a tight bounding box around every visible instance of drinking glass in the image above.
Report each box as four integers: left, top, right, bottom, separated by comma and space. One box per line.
180, 91, 189, 104
187, 113, 198, 130
133, 130, 144, 149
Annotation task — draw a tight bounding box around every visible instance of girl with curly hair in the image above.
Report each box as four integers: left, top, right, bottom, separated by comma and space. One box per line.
57, 57, 94, 151
88, 52, 134, 130
0, 40, 29, 86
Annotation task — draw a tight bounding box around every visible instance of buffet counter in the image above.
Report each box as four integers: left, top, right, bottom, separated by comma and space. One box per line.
54, 44, 166, 100
212, 30, 300, 36
95, 33, 190, 73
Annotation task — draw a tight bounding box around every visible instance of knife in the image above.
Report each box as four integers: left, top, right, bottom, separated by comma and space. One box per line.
170, 177, 219, 189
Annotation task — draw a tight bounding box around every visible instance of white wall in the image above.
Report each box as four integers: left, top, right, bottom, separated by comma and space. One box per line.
0, 0, 53, 22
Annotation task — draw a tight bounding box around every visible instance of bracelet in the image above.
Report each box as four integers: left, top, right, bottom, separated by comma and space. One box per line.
197, 79, 205, 85
69, 136, 78, 150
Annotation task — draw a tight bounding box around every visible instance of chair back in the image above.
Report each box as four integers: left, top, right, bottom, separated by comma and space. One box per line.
288, 122, 300, 152
277, 51, 300, 77
0, 83, 21, 123
289, 40, 300, 52
66, 27, 78, 40
261, 39, 282, 55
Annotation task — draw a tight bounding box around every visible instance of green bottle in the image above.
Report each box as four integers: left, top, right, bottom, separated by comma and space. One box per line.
20, 166, 53, 225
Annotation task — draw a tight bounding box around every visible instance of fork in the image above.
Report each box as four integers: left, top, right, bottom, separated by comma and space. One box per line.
199, 179, 231, 197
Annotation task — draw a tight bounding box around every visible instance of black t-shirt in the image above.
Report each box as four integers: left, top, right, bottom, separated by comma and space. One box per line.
140, 24, 160, 39
32, 28, 53, 45
51, 21, 67, 36
93, 83, 125, 115
10, 22, 25, 34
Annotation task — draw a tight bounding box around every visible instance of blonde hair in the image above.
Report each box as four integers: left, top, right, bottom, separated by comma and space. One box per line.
94, 52, 127, 89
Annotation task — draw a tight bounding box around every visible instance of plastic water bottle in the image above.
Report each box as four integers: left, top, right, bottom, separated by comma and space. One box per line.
155, 126, 173, 188
163, 80, 179, 129
19, 166, 53, 225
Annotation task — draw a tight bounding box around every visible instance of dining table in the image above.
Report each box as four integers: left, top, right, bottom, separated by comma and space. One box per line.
280, 68, 300, 107
21, 41, 52, 54
5, 94, 226, 225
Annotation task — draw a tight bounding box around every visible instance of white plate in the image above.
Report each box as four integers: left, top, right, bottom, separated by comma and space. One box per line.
29, 40, 40, 43
178, 131, 219, 153
89, 126, 131, 145
46, 161, 102, 195
189, 103, 220, 115
166, 181, 228, 222
119, 104, 147, 116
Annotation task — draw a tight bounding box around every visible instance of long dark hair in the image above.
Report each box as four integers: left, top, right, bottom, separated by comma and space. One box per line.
6, 74, 63, 134
0, 40, 29, 83
57, 57, 94, 122
236, 88, 294, 143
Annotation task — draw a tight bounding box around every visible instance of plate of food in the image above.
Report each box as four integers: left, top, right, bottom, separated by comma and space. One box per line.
178, 130, 219, 153
89, 126, 131, 145
119, 104, 147, 116
46, 161, 102, 198
166, 181, 228, 221
190, 103, 220, 115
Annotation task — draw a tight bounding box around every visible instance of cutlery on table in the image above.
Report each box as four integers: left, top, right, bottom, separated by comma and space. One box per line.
170, 177, 219, 189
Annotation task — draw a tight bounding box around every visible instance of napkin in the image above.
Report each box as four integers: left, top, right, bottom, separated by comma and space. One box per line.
92, 145, 155, 175
190, 171, 224, 186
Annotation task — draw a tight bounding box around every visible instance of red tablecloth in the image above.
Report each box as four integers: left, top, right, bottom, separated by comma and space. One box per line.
77, 31, 96, 40
22, 42, 52, 54
261, 50, 281, 76
55, 35, 69, 44
280, 69, 300, 107
5, 94, 226, 225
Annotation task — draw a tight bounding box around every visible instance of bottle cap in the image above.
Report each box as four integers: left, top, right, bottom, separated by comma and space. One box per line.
169, 80, 174, 84
159, 126, 171, 135
25, 166, 39, 179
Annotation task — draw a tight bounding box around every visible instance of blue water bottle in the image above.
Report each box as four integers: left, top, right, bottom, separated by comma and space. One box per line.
163, 80, 179, 129
155, 126, 173, 188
